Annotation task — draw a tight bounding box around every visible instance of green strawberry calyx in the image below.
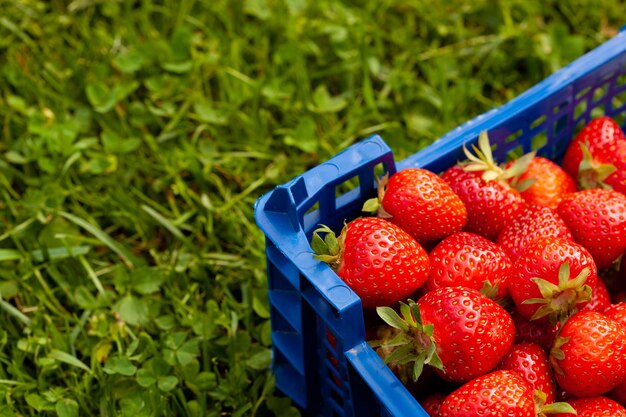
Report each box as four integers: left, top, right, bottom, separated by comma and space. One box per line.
534, 389, 576, 416
362, 174, 393, 218
578, 141, 617, 190
461, 131, 536, 189
311, 224, 347, 269
522, 262, 592, 325
372, 300, 443, 382
548, 334, 571, 377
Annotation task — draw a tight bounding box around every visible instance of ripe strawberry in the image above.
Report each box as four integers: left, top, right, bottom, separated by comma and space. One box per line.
510, 307, 559, 351
557, 189, 626, 268
442, 131, 528, 240
508, 236, 598, 324
508, 156, 577, 209
550, 310, 626, 397
376, 287, 514, 383
497, 342, 557, 403
438, 370, 534, 417
312, 217, 430, 308
603, 302, 626, 406
553, 396, 626, 417
562, 116, 626, 194
438, 370, 575, 417
496, 205, 574, 262
363, 168, 467, 243
604, 302, 626, 324
420, 393, 446, 416
426, 232, 512, 299
610, 140, 626, 194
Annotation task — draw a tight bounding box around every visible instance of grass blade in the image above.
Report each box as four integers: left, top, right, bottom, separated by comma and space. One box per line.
59, 212, 135, 268
49, 349, 93, 374
0, 249, 22, 262
78, 255, 106, 296
141, 204, 192, 247
0, 298, 31, 327
31, 246, 91, 263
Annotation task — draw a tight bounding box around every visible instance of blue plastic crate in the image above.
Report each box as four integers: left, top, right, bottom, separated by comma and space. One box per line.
254, 28, 626, 417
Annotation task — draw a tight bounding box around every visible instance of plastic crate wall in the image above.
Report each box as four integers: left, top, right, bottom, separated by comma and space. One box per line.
255, 28, 626, 417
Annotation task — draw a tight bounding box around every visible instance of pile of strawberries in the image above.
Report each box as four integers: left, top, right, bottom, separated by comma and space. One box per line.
312, 116, 626, 416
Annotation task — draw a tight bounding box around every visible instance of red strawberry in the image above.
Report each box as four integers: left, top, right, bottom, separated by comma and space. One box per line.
508, 236, 598, 324
609, 140, 626, 194
312, 217, 430, 308
550, 311, 626, 397
510, 307, 559, 351
553, 396, 626, 417
363, 168, 467, 243
442, 132, 527, 240
611, 382, 626, 408
508, 156, 577, 209
604, 302, 626, 323
496, 205, 574, 262
557, 189, 626, 268
420, 393, 446, 416
562, 116, 626, 194
497, 342, 557, 403
438, 370, 534, 417
438, 370, 575, 417
426, 232, 512, 299
376, 287, 514, 383
605, 303, 626, 406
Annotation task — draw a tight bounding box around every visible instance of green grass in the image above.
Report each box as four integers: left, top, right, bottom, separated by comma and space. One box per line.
0, 0, 623, 415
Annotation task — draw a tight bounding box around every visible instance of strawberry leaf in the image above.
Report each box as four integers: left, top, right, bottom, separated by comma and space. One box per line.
400, 302, 416, 326
377, 307, 409, 332
513, 177, 537, 192
362, 197, 379, 214
310, 233, 329, 256
425, 345, 443, 371
540, 402, 577, 415
383, 343, 415, 364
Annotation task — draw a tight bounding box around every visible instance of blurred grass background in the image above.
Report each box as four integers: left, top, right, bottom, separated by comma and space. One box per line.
0, 0, 624, 415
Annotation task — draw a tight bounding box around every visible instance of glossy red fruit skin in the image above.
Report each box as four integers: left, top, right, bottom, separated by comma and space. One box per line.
562, 116, 626, 194
381, 168, 467, 243
497, 342, 556, 403
438, 370, 535, 417
420, 393, 446, 417
604, 302, 626, 324
607, 140, 626, 194
611, 383, 626, 408
508, 237, 598, 322
562, 117, 625, 176
496, 205, 574, 262
417, 287, 515, 383
510, 156, 577, 209
557, 189, 626, 269
510, 307, 559, 351
426, 232, 512, 299
553, 396, 626, 417
604, 303, 626, 406
579, 278, 611, 313
551, 311, 626, 397
442, 165, 525, 241
337, 217, 430, 308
